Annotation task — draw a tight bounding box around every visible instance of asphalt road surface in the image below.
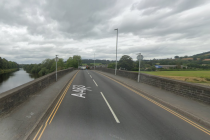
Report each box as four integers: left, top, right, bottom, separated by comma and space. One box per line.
31, 70, 210, 140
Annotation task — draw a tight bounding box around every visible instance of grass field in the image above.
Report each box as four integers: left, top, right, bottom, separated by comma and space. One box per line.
137, 71, 210, 85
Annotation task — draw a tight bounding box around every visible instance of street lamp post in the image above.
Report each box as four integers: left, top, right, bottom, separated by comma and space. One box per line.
114, 28, 118, 75
55, 55, 58, 82
94, 53, 95, 70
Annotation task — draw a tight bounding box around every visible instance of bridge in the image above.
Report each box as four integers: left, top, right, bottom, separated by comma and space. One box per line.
0, 68, 210, 140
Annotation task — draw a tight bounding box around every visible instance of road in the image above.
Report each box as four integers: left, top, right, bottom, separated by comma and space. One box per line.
31, 70, 210, 140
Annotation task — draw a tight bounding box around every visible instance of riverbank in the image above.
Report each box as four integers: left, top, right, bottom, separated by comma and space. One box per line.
0, 68, 19, 74
0, 68, 35, 94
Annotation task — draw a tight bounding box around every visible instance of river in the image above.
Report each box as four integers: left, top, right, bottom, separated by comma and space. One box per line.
0, 68, 39, 94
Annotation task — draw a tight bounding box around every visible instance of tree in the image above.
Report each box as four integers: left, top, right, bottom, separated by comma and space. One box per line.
57, 58, 64, 70
73, 55, 82, 67
108, 63, 115, 69
66, 57, 73, 68
66, 55, 82, 68
174, 56, 179, 59
118, 55, 133, 70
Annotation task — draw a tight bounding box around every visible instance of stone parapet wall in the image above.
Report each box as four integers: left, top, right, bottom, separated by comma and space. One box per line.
95, 68, 210, 104
0, 68, 74, 115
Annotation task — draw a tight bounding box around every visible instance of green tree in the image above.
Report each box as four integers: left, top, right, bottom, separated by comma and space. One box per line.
38, 67, 49, 76
66, 57, 74, 68
174, 56, 179, 59
57, 58, 64, 70
118, 55, 133, 70
108, 63, 115, 69
66, 55, 82, 68
73, 55, 82, 68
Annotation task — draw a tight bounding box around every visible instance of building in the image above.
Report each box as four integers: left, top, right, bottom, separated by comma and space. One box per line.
155, 65, 186, 69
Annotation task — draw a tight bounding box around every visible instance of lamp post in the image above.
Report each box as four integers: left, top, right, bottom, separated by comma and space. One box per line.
94, 53, 95, 70
55, 55, 58, 81
114, 28, 118, 75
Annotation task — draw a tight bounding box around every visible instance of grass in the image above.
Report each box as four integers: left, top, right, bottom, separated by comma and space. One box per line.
135, 71, 210, 86
0, 68, 19, 74
140, 71, 210, 78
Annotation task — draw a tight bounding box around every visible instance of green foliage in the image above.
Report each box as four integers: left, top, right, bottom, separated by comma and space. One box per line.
0, 57, 19, 69
38, 68, 49, 76
0, 68, 19, 74
174, 56, 179, 59
82, 59, 115, 65
118, 55, 133, 70
23, 57, 66, 76
108, 63, 115, 69
66, 55, 82, 68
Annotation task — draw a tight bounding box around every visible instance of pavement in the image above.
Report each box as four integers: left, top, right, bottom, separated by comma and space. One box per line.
28, 70, 210, 140
0, 70, 78, 140
95, 70, 210, 128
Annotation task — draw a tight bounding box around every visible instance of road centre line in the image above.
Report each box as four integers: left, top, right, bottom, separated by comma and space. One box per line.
33, 71, 79, 140
100, 92, 120, 123
90, 75, 92, 78
95, 71, 210, 136
93, 79, 98, 86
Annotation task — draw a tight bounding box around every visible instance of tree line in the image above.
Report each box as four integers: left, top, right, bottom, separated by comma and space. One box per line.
23, 55, 81, 76
108, 55, 156, 71
82, 59, 115, 65
107, 55, 210, 71
0, 57, 19, 69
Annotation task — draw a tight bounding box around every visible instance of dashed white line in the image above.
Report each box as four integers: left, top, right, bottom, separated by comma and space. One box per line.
100, 92, 120, 123
90, 75, 92, 78
93, 79, 98, 86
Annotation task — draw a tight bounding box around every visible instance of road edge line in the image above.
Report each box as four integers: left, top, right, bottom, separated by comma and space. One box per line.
94, 70, 210, 130
24, 70, 78, 140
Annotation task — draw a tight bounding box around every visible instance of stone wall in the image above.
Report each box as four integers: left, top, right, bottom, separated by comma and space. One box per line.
0, 68, 74, 115
95, 68, 210, 104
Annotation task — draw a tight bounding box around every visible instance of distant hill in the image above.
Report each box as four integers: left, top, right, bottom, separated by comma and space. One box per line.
176, 51, 210, 61
82, 59, 115, 64
192, 51, 210, 58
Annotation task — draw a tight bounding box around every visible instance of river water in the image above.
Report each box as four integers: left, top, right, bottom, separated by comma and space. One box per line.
0, 68, 38, 94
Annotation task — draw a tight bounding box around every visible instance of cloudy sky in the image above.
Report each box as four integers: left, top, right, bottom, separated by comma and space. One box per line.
0, 0, 210, 64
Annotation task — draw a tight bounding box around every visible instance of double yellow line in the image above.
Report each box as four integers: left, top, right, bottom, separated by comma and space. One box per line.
33, 71, 79, 140
96, 71, 210, 136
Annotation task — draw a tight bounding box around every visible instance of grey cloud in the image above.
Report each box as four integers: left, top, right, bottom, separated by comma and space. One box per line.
118, 0, 210, 41
0, 0, 210, 64
133, 0, 208, 14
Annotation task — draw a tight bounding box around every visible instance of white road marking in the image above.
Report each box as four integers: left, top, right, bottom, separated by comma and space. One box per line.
100, 92, 120, 123
71, 85, 92, 98
93, 79, 98, 86
90, 75, 92, 78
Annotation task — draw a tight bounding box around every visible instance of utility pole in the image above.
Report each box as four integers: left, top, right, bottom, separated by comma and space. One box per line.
55, 55, 58, 82
114, 28, 118, 75
94, 53, 95, 70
